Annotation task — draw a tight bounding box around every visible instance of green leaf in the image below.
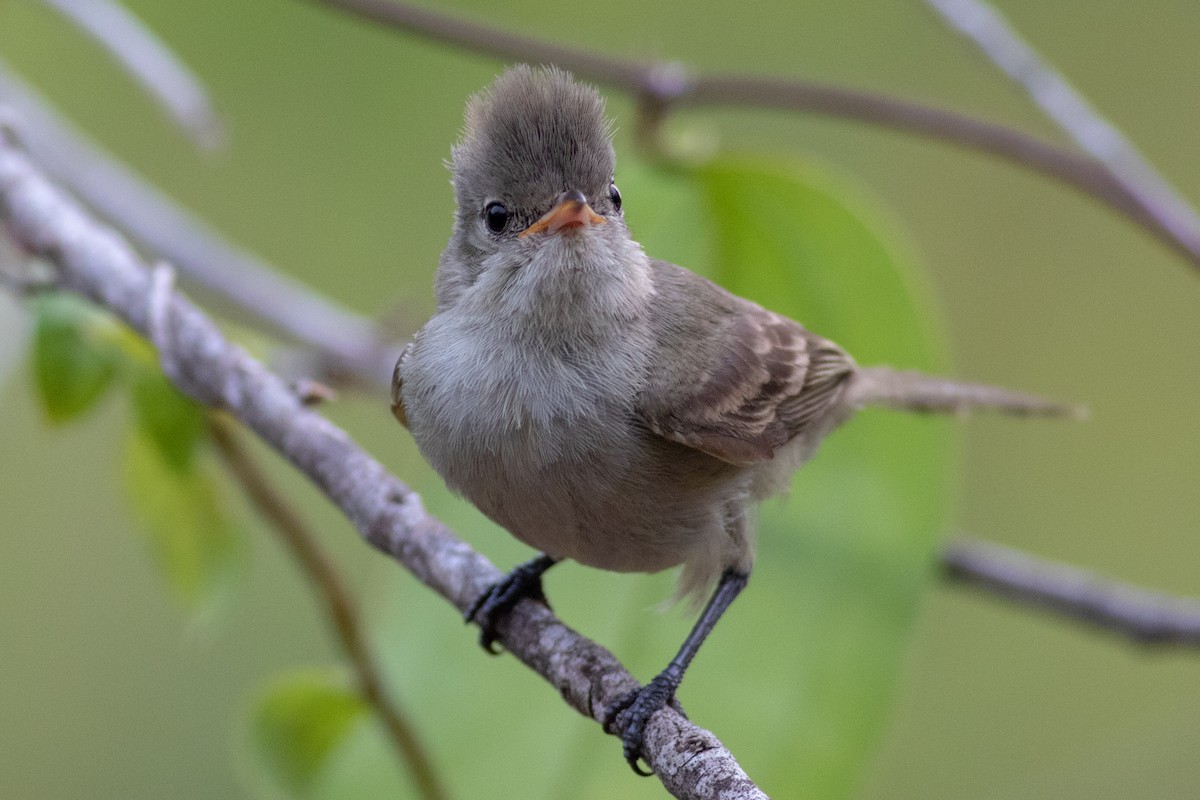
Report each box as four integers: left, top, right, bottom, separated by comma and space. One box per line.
695, 155, 952, 798
251, 669, 371, 798
698, 156, 946, 363
122, 428, 242, 615
617, 160, 715, 276
130, 367, 207, 473
30, 293, 122, 423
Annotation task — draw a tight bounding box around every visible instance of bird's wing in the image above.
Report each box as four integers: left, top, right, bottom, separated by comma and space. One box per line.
390, 339, 415, 428
640, 305, 855, 466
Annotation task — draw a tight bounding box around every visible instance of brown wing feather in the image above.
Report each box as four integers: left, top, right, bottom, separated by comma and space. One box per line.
644, 308, 855, 466
390, 340, 415, 428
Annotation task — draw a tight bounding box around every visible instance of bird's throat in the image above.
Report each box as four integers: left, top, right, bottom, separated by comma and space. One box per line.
512, 236, 654, 330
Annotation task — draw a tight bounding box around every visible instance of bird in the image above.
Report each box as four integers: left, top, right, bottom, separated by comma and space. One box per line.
391, 64, 1072, 774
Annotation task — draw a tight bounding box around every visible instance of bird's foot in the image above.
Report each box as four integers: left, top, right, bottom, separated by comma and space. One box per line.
603, 672, 685, 776
464, 555, 554, 654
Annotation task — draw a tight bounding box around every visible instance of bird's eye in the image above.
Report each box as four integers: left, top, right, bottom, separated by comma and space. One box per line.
484, 201, 509, 233
608, 183, 622, 212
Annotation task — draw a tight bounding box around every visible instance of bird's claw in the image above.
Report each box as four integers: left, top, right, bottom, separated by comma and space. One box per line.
603, 674, 684, 776
464, 563, 549, 654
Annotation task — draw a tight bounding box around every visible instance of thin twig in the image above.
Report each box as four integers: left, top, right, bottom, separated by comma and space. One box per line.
305, 0, 1200, 269
943, 538, 1200, 646
207, 415, 450, 800
38, 0, 224, 149
0, 134, 766, 800
0, 62, 396, 389
924, 0, 1200, 262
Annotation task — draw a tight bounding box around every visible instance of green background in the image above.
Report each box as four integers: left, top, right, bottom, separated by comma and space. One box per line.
1, 0, 1198, 798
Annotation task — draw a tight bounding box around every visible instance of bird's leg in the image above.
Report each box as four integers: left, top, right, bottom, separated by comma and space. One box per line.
465, 553, 560, 654
604, 568, 749, 775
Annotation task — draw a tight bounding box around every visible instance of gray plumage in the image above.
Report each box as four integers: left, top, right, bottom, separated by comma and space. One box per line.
394, 65, 1071, 605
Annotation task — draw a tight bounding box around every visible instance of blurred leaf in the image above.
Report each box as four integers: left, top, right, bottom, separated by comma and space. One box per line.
617, 161, 715, 275
30, 293, 122, 423
251, 669, 371, 798
122, 428, 242, 615
698, 156, 946, 361
696, 155, 951, 798
130, 367, 206, 473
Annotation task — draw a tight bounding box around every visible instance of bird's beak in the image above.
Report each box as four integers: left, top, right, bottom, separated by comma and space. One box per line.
518, 190, 605, 238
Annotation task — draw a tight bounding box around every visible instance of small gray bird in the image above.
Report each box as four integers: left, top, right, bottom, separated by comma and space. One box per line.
393, 64, 1070, 773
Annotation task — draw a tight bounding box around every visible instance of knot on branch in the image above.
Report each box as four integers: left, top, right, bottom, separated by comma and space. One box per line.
632, 62, 695, 156
638, 62, 695, 106
146, 261, 233, 408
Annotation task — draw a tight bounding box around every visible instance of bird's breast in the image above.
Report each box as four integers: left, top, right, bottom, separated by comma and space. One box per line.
401, 313, 647, 479
400, 311, 751, 578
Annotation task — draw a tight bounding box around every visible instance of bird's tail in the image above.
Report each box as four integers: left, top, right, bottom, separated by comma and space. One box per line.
845, 367, 1084, 419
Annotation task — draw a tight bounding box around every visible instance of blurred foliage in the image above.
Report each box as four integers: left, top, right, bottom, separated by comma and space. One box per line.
251, 669, 372, 798
129, 368, 207, 473
122, 428, 242, 616
31, 293, 124, 424
1, 2, 1198, 800
31, 290, 243, 616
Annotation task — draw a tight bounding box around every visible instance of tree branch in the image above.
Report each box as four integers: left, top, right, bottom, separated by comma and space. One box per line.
0, 131, 766, 800
39, 0, 224, 149
943, 538, 1200, 646
207, 415, 450, 800
0, 62, 396, 389
923, 0, 1200, 264
305, 0, 1200, 270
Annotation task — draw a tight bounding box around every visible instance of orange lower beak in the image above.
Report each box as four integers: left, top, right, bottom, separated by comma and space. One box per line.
519, 190, 605, 238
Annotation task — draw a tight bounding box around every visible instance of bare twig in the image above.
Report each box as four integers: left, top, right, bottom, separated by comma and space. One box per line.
0, 62, 396, 388
0, 132, 766, 800
924, 0, 1200, 265
305, 0, 1200, 269
38, 0, 224, 149
208, 416, 450, 800
943, 538, 1200, 646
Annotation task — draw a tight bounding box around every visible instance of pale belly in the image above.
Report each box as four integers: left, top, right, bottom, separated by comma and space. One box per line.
442, 409, 736, 572
407, 378, 747, 575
